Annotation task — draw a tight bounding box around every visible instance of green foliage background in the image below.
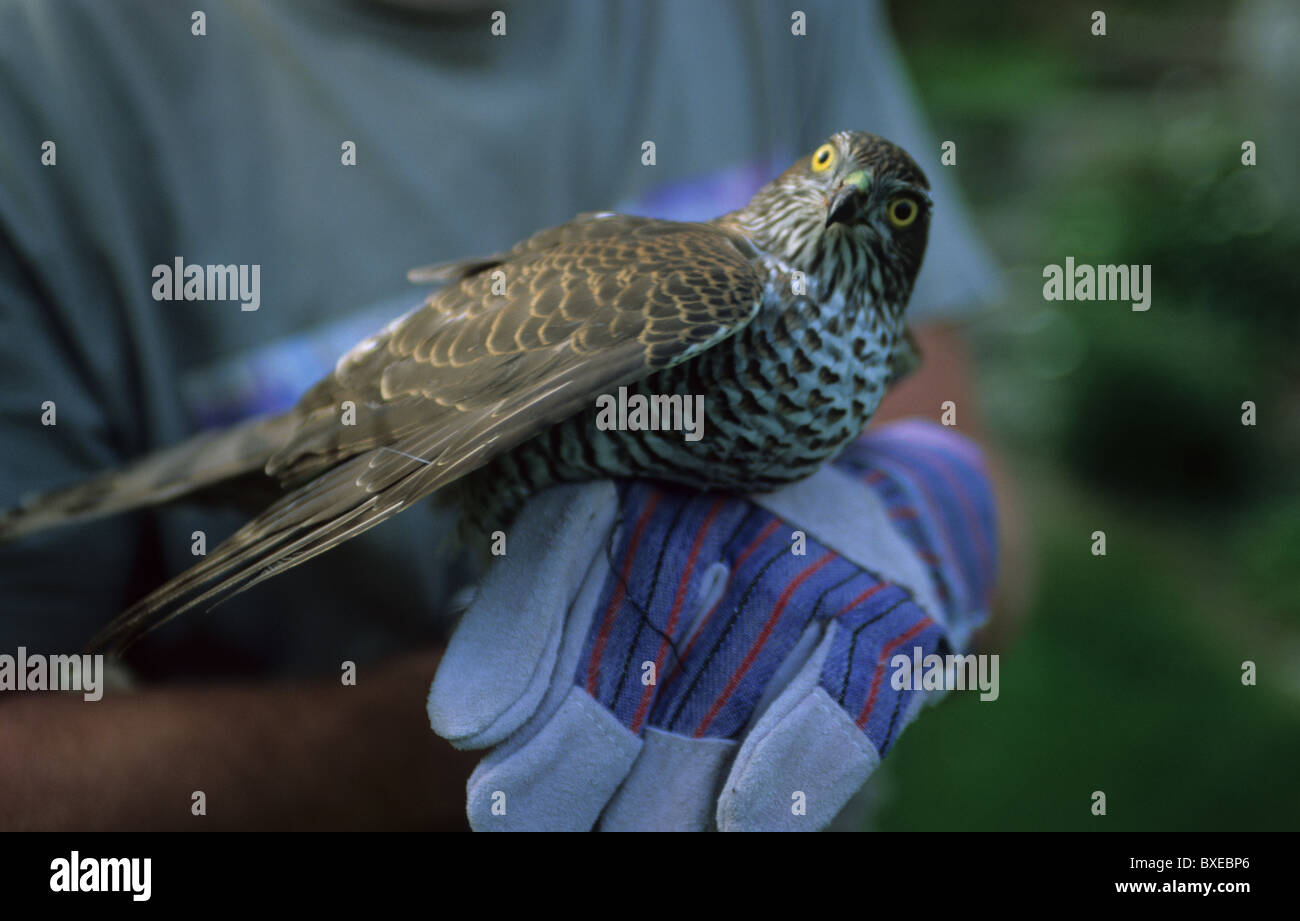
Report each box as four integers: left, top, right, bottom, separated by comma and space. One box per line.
870, 0, 1300, 830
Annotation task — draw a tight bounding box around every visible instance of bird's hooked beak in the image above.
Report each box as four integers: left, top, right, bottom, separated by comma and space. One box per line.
825, 169, 871, 227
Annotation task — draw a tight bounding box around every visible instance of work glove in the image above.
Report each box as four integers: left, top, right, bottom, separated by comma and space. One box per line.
427, 420, 997, 830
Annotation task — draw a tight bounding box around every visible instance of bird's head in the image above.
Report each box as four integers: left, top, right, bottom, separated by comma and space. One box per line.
732, 131, 932, 316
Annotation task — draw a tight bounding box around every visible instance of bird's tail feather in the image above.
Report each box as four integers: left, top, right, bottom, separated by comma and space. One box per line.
0, 412, 296, 543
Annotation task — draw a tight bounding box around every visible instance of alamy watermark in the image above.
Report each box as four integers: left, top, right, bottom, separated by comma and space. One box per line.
1043, 258, 1150, 311
152, 257, 260, 311
890, 646, 999, 702
595, 387, 705, 442
50, 852, 151, 901
0, 647, 104, 701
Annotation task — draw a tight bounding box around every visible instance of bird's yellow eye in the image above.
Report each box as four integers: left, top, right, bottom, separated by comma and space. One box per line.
887, 196, 919, 228
811, 144, 835, 173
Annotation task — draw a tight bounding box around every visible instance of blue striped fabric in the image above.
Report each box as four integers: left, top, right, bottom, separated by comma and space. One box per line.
838, 420, 998, 626
573, 422, 997, 755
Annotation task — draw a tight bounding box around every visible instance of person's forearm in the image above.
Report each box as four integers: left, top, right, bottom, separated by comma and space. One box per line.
0, 649, 476, 830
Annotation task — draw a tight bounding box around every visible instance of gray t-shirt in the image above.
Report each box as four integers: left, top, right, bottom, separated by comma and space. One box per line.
0, 0, 998, 679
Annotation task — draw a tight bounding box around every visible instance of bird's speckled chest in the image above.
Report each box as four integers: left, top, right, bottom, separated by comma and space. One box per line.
459, 256, 904, 533
659, 257, 902, 486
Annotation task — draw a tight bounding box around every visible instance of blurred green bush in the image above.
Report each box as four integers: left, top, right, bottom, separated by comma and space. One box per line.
872, 0, 1300, 830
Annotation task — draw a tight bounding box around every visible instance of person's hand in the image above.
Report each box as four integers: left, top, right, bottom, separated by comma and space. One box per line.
427, 421, 997, 831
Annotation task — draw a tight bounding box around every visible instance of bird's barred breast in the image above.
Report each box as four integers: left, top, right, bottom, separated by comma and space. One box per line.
456, 279, 899, 532
651, 283, 896, 488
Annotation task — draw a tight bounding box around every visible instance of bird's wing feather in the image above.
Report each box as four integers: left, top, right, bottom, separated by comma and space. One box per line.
91, 218, 763, 651
403, 212, 650, 284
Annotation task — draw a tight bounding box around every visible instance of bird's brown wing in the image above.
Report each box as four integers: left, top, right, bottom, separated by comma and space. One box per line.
402, 211, 633, 285
91, 216, 763, 651
268, 214, 723, 482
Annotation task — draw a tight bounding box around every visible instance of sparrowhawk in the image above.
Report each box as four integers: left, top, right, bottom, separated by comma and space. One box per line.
0, 131, 932, 650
